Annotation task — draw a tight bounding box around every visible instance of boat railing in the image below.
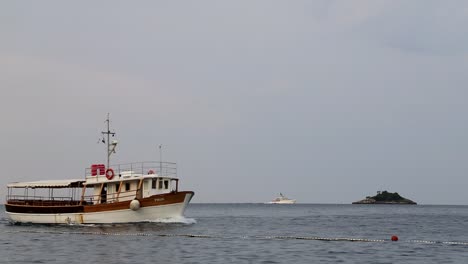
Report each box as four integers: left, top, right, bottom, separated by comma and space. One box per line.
81, 189, 150, 204
6, 195, 81, 206
85, 161, 177, 178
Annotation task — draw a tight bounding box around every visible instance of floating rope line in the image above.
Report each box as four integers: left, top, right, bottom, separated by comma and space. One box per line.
407, 240, 468, 246
3, 230, 468, 246
263, 235, 387, 243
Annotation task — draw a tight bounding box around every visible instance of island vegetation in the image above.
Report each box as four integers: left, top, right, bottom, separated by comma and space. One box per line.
353, 191, 417, 205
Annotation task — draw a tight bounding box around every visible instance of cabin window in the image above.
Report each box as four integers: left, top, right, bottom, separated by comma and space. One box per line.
115, 184, 120, 192
125, 183, 130, 191
158, 180, 163, 189
164, 180, 169, 190
152, 179, 157, 189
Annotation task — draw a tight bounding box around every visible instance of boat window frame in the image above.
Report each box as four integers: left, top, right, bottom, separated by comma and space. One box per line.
158, 179, 163, 189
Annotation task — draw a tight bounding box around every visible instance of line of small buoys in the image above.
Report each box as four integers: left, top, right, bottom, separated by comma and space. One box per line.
4, 230, 468, 246
407, 240, 468, 246
267, 235, 388, 242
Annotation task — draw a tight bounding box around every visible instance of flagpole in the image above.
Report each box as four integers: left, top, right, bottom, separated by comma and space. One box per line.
159, 144, 162, 176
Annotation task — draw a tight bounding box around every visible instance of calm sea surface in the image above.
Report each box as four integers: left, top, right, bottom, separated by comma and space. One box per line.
1, 204, 468, 263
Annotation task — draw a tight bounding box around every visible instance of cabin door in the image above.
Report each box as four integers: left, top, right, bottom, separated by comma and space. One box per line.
101, 184, 107, 204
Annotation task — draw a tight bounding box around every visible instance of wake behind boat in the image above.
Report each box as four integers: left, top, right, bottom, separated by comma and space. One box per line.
4, 115, 194, 224
267, 193, 296, 204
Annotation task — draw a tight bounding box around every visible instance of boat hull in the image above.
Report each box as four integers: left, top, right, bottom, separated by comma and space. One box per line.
5, 191, 193, 224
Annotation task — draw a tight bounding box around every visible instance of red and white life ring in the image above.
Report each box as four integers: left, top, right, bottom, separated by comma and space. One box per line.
105, 168, 115, 180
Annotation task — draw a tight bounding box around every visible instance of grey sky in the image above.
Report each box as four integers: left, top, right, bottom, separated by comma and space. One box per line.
1, 1, 468, 204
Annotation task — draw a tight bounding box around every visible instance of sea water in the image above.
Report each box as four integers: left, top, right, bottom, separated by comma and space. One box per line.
1, 204, 467, 263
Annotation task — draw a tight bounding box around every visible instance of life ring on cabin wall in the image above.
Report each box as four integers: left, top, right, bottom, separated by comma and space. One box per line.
105, 168, 115, 180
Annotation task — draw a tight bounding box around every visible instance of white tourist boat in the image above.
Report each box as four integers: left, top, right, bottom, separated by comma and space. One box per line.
5, 115, 194, 224
267, 193, 296, 204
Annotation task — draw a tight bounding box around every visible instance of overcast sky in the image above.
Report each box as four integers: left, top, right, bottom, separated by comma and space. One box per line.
1, 1, 468, 204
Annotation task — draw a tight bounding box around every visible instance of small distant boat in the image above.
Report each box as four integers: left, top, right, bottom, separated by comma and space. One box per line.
267, 193, 296, 204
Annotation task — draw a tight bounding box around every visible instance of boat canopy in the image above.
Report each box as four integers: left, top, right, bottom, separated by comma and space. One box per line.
7, 179, 85, 188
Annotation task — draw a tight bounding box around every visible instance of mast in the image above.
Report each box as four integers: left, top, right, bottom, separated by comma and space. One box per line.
102, 113, 117, 169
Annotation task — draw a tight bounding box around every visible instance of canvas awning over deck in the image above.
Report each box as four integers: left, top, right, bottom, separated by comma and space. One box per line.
7, 179, 85, 188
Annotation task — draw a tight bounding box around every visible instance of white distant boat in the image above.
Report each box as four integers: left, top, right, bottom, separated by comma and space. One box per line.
267, 193, 296, 204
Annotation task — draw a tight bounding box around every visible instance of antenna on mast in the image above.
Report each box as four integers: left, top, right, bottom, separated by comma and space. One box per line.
159, 144, 162, 176
102, 113, 117, 169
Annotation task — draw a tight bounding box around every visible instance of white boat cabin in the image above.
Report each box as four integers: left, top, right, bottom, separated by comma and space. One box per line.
83, 162, 179, 204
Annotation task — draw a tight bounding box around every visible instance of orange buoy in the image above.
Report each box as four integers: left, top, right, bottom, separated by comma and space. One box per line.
391, 235, 398, 241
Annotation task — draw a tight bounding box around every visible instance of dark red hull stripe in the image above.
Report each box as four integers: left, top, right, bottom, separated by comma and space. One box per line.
5, 191, 194, 215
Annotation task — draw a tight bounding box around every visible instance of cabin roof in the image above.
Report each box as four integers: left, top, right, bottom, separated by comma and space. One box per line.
7, 179, 85, 188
